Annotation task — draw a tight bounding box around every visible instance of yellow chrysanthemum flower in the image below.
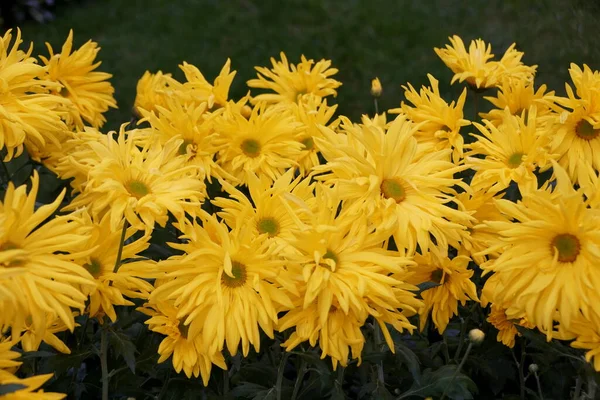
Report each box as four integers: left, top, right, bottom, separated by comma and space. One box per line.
405, 248, 478, 333
434, 35, 536, 89
314, 114, 472, 254
0, 370, 65, 400
65, 127, 205, 232
214, 103, 304, 185
16, 315, 71, 354
481, 79, 555, 125
150, 211, 295, 357
137, 98, 231, 181
486, 305, 534, 349
390, 74, 470, 163
0, 29, 67, 161
179, 59, 236, 111
554, 311, 600, 371
213, 170, 315, 254
141, 300, 227, 384
479, 163, 600, 338
0, 340, 21, 372
0, 172, 95, 339
545, 64, 600, 184
40, 29, 116, 129
134, 70, 183, 116
455, 190, 508, 266
72, 212, 155, 323
466, 107, 555, 194
247, 52, 341, 104
278, 187, 421, 367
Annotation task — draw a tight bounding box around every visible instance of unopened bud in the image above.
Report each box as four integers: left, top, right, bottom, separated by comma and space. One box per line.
371, 77, 382, 97
241, 105, 252, 119
528, 363, 539, 373
468, 328, 485, 344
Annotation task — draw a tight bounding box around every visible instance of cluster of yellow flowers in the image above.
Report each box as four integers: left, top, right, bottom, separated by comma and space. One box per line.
1, 28, 600, 396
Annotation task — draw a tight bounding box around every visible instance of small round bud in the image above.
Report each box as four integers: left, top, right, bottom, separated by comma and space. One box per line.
528, 363, 539, 373
241, 105, 252, 119
371, 77, 382, 97
468, 328, 485, 344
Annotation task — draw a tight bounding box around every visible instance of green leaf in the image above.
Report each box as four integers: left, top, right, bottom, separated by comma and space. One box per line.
399, 366, 478, 400
393, 338, 421, 384
19, 350, 56, 359
108, 329, 137, 373
0, 383, 27, 395
229, 382, 268, 397
417, 281, 441, 292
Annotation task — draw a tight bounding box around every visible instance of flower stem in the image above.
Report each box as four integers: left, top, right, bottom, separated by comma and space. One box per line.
374, 98, 379, 115
112, 221, 128, 274
223, 368, 229, 397
511, 343, 527, 400
440, 342, 473, 400
374, 322, 386, 386
290, 357, 306, 400
533, 370, 543, 400
454, 317, 467, 362
100, 327, 109, 400
276, 351, 289, 400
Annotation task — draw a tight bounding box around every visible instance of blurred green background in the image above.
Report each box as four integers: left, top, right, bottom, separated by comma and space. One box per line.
17, 0, 600, 130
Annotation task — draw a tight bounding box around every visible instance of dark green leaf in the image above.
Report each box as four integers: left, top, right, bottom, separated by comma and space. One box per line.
108, 329, 137, 373
394, 340, 421, 384
229, 382, 268, 397
417, 281, 441, 292
0, 383, 27, 395
19, 350, 56, 359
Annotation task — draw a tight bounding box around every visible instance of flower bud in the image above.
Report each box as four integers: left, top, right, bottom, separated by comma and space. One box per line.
528, 363, 539, 373
371, 77, 382, 97
468, 328, 485, 344
241, 105, 252, 119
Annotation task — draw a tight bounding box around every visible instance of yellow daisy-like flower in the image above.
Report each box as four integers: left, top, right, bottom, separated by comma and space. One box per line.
214, 103, 304, 185
141, 300, 227, 384
434, 35, 536, 89
0, 29, 67, 161
0, 340, 21, 371
291, 96, 339, 175
0, 370, 65, 400
16, 315, 71, 354
137, 98, 231, 181
0, 172, 95, 339
65, 127, 205, 232
150, 211, 294, 357
314, 114, 472, 254
479, 162, 600, 338
545, 64, 600, 184
134, 70, 183, 116
405, 248, 478, 333
40, 29, 116, 129
466, 107, 555, 194
390, 74, 470, 163
455, 190, 508, 266
72, 212, 155, 323
213, 170, 315, 254
481, 79, 555, 125
247, 52, 341, 104
487, 305, 534, 349
278, 187, 421, 366
179, 59, 236, 111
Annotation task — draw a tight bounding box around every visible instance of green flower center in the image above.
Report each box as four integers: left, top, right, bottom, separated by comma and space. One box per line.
126, 180, 150, 199
320, 249, 339, 271
507, 152, 524, 168
83, 258, 103, 278
178, 320, 189, 339
430, 269, 445, 284
178, 139, 195, 156
514, 108, 529, 121
300, 137, 315, 151
551, 233, 581, 263
241, 139, 261, 158
257, 217, 280, 237
222, 261, 248, 288
381, 178, 406, 203
576, 119, 600, 141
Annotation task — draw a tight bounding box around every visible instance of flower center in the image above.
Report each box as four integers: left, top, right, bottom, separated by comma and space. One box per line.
221, 261, 248, 288
551, 233, 581, 263
178, 139, 195, 156
430, 269, 445, 284
507, 152, 524, 168
125, 180, 150, 199
320, 249, 339, 271
178, 320, 189, 339
514, 108, 529, 121
575, 119, 600, 141
381, 178, 406, 203
83, 258, 103, 278
241, 139, 261, 158
300, 137, 314, 151
0, 242, 26, 268
257, 217, 280, 237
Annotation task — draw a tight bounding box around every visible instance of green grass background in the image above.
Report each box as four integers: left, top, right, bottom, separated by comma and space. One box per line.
20, 0, 600, 130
